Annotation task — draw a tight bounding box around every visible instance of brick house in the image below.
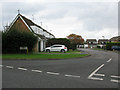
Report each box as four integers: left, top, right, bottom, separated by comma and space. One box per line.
86, 39, 97, 48
98, 39, 109, 48
7, 13, 55, 52
98, 39, 109, 45
110, 36, 120, 42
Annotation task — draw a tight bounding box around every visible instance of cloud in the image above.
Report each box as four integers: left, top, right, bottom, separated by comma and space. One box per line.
0, 1, 118, 39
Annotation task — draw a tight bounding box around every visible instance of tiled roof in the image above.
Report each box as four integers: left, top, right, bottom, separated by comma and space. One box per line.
110, 36, 120, 41
86, 39, 97, 42
98, 39, 109, 42
19, 14, 55, 37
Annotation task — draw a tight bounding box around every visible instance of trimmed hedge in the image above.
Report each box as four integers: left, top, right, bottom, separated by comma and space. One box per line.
46, 38, 78, 51
106, 42, 120, 50
2, 30, 38, 53
46, 38, 71, 50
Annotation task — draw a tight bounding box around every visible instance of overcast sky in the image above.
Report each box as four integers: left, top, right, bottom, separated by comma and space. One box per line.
0, 0, 119, 40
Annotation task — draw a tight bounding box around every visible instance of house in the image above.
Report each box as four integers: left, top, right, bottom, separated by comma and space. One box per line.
83, 42, 88, 48
86, 39, 97, 48
98, 39, 109, 48
110, 36, 120, 42
6, 13, 55, 52
98, 39, 109, 45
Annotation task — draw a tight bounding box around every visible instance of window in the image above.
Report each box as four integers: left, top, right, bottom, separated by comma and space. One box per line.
52, 46, 62, 47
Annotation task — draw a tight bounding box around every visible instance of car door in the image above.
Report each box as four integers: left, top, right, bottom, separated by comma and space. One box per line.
57, 46, 62, 51
50, 46, 58, 51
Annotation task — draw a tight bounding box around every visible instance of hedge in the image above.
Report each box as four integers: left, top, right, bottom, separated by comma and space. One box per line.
106, 42, 120, 50
2, 30, 38, 53
46, 38, 71, 50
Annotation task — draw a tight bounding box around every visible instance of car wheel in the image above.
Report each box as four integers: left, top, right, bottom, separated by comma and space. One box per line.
61, 49, 65, 53
46, 49, 50, 53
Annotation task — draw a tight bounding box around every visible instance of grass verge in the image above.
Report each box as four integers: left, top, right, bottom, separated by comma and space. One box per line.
35, 49, 81, 54
2, 53, 89, 60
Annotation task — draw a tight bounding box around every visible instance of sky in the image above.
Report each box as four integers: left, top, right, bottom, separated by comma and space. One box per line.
0, 0, 119, 40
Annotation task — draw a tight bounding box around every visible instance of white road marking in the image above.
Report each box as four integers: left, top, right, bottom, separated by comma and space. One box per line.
46, 72, 59, 75
65, 74, 80, 78
46, 72, 60, 75
94, 74, 105, 77
107, 58, 112, 63
88, 77, 103, 81
111, 79, 120, 83
18, 67, 27, 71
111, 75, 120, 78
88, 64, 104, 79
6, 66, 14, 69
0, 65, 3, 67
31, 70, 42, 73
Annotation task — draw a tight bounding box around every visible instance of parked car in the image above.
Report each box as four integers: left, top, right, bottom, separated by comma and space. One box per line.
111, 46, 120, 50
45, 44, 68, 53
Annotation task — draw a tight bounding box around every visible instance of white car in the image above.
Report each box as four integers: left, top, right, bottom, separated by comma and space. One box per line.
45, 44, 67, 53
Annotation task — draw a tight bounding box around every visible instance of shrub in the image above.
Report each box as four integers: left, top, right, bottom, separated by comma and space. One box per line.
2, 30, 38, 53
70, 43, 77, 51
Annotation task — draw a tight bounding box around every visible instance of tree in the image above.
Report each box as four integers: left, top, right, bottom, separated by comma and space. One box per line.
67, 34, 84, 50
67, 34, 84, 44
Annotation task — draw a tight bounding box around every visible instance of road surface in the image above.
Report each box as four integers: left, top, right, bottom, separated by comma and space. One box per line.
2, 49, 119, 88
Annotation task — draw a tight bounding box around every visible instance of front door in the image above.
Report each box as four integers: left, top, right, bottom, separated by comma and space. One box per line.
38, 41, 41, 52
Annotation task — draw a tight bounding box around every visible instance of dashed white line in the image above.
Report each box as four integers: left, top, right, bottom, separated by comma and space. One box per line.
31, 69, 42, 73
111, 75, 120, 78
111, 79, 120, 83
88, 64, 104, 79
18, 67, 27, 71
46, 72, 60, 75
107, 58, 112, 63
88, 77, 103, 81
0, 65, 3, 67
6, 66, 14, 69
65, 74, 80, 78
94, 74, 105, 77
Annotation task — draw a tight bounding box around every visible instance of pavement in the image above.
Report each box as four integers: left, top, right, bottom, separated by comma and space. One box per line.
2, 49, 119, 88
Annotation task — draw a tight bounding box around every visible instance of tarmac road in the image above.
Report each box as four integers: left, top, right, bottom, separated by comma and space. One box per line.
2, 49, 119, 88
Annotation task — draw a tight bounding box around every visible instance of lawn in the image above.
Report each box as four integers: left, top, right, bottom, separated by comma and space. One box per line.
2, 53, 89, 60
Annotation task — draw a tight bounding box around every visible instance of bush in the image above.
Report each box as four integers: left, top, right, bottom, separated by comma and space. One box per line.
2, 30, 38, 53
70, 43, 77, 51
106, 42, 120, 50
